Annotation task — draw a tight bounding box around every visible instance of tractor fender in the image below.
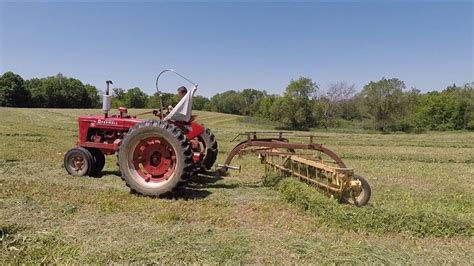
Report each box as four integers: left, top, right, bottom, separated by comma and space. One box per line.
186, 121, 205, 139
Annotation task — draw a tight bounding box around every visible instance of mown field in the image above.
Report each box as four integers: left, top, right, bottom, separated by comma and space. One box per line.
1, 107, 473, 264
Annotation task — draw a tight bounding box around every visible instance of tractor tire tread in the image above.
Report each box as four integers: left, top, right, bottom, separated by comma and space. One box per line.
87, 148, 106, 176
118, 120, 193, 196
199, 127, 218, 170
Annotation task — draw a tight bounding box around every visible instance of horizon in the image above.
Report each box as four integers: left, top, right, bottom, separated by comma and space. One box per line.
1, 1, 473, 97
0, 70, 472, 99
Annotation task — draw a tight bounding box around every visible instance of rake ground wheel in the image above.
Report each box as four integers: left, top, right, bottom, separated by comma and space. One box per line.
64, 147, 93, 176
341, 175, 371, 207
118, 120, 193, 196
196, 127, 218, 170
87, 148, 106, 176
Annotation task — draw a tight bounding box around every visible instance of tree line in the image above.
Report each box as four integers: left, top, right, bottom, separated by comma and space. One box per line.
1, 71, 473, 132
0, 72, 101, 108
206, 78, 473, 132
0, 71, 210, 110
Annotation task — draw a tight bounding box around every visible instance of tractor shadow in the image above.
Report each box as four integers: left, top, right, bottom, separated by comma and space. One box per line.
99, 169, 231, 200
160, 170, 225, 200
95, 170, 122, 178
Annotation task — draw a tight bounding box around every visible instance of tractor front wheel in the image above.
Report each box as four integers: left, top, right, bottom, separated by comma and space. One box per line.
118, 120, 193, 196
64, 147, 93, 176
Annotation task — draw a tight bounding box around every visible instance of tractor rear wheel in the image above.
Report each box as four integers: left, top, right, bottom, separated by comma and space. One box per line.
196, 127, 218, 170
118, 120, 193, 196
64, 147, 93, 176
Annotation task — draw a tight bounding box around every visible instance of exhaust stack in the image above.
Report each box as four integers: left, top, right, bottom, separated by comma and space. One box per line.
103, 80, 113, 118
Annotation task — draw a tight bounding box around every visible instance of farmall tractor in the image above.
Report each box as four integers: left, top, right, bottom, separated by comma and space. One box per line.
65, 70, 371, 206
64, 70, 218, 196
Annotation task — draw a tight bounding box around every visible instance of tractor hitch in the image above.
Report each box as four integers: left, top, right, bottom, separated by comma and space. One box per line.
215, 163, 241, 173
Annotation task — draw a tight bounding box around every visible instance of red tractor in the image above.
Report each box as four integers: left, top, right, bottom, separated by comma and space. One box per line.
64, 70, 218, 196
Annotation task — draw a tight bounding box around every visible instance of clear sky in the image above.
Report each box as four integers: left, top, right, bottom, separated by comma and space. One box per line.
1, 1, 472, 97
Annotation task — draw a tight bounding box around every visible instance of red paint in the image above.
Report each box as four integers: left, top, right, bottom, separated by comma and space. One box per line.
193, 152, 204, 163
77, 115, 143, 154
76, 113, 206, 162
188, 121, 205, 139
132, 137, 176, 183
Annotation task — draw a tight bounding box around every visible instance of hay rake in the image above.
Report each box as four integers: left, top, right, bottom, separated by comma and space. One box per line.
221, 132, 371, 206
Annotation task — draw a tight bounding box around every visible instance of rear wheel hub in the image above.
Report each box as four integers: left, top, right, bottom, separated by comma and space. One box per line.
150, 152, 161, 167
132, 137, 176, 182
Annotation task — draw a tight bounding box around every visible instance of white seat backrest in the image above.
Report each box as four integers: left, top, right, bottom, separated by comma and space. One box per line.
163, 85, 197, 122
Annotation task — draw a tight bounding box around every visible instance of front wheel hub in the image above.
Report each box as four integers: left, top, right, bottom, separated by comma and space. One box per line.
72, 156, 85, 171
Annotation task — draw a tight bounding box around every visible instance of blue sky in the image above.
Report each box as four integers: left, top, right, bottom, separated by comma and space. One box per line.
1, 1, 472, 97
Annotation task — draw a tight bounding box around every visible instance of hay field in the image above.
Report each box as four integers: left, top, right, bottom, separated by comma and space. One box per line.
1, 108, 473, 263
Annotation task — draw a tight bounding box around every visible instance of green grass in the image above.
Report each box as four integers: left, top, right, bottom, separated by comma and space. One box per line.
1, 107, 473, 264
264, 174, 471, 237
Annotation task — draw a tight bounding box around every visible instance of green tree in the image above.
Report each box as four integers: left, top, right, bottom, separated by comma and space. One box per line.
360, 78, 405, 131
340, 97, 362, 121
461, 82, 474, 130
62, 77, 91, 108
25, 78, 45, 107
146, 92, 161, 109
208, 92, 224, 113
146, 92, 179, 109
112, 88, 126, 108
389, 88, 422, 132
257, 95, 277, 119
413, 85, 471, 131
125, 87, 148, 108
273, 77, 318, 129
193, 95, 210, 110
269, 96, 293, 126
85, 84, 101, 108
0, 71, 30, 107
402, 88, 421, 115
240, 88, 266, 116
208, 90, 245, 115
42, 74, 66, 107
24, 74, 99, 108
29, 74, 91, 108
285, 77, 317, 100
